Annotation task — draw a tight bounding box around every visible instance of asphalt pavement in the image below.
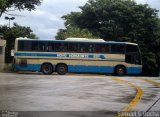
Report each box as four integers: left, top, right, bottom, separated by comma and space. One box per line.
0, 72, 159, 117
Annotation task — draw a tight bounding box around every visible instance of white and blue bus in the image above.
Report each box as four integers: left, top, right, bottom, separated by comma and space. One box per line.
13, 38, 142, 76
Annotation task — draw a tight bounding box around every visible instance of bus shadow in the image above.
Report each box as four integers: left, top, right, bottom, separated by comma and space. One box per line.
14, 71, 155, 77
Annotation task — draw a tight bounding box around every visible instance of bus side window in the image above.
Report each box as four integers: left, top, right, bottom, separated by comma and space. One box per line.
95, 44, 109, 53
54, 43, 60, 51
31, 41, 39, 51
39, 41, 47, 52
104, 44, 110, 53
79, 43, 94, 53
88, 44, 94, 52
25, 41, 32, 51
68, 43, 78, 52
47, 42, 55, 52
111, 44, 125, 53
95, 44, 101, 53
79, 43, 86, 52
18, 41, 25, 51
101, 45, 106, 53
60, 43, 68, 52
55, 42, 68, 52
18, 41, 33, 51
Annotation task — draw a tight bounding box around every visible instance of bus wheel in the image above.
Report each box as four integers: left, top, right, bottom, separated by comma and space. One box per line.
56, 64, 67, 75
115, 66, 126, 76
41, 64, 53, 75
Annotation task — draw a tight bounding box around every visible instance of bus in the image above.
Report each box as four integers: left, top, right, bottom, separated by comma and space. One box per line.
13, 38, 142, 76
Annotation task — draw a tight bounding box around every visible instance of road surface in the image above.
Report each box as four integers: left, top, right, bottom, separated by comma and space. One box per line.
0, 72, 159, 117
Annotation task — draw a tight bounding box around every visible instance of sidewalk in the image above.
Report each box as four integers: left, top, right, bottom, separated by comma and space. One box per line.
142, 98, 160, 117
149, 98, 160, 111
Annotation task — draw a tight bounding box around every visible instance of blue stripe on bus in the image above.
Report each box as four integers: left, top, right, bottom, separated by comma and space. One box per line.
14, 64, 142, 74
127, 67, 142, 74
15, 53, 57, 57
14, 53, 106, 59
68, 65, 114, 73
14, 64, 41, 71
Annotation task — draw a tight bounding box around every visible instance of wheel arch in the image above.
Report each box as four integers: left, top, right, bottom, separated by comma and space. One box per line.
40, 62, 54, 72
114, 64, 127, 74
55, 63, 68, 72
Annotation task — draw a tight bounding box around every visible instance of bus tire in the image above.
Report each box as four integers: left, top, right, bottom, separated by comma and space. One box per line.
115, 65, 126, 76
41, 63, 53, 75
56, 64, 67, 75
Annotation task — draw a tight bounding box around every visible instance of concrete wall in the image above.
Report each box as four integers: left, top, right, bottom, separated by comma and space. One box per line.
0, 39, 6, 71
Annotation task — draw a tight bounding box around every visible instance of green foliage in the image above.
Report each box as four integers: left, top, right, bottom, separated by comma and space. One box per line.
62, 12, 82, 28
57, 0, 160, 76
55, 29, 67, 40
142, 52, 159, 76
0, 0, 42, 17
56, 26, 99, 40
63, 0, 159, 41
0, 23, 38, 63
0, 0, 7, 9
10, 23, 38, 39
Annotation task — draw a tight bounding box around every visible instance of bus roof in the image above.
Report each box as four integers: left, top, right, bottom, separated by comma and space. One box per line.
65, 38, 105, 42
16, 37, 138, 45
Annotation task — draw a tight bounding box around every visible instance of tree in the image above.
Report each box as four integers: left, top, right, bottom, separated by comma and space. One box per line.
56, 26, 98, 40
63, 0, 159, 41
0, 23, 38, 63
0, 0, 42, 17
57, 0, 160, 76
0, 0, 7, 10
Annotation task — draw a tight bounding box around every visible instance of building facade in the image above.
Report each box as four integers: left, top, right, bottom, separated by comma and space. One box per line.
0, 38, 6, 71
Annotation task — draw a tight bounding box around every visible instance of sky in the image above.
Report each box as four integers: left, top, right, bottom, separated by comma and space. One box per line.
0, 0, 160, 39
